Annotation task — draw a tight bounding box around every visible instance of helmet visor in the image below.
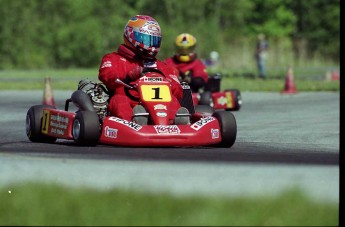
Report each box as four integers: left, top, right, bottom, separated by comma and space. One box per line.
176, 45, 195, 55
133, 31, 161, 48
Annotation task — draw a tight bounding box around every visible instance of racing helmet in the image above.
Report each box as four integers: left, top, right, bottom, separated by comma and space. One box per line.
123, 15, 162, 59
174, 33, 197, 62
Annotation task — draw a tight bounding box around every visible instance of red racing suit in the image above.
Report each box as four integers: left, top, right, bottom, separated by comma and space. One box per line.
98, 44, 183, 122
164, 56, 209, 92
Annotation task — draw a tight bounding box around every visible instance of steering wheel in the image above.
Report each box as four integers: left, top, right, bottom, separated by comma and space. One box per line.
141, 67, 166, 77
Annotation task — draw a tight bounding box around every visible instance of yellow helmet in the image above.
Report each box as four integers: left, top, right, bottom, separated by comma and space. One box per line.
174, 33, 197, 62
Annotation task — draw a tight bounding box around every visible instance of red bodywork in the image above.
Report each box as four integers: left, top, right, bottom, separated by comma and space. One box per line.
41, 107, 222, 147
192, 90, 237, 110
41, 108, 75, 139
99, 116, 221, 147
40, 74, 224, 147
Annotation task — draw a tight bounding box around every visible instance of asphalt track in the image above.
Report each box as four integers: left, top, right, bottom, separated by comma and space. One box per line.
0, 90, 339, 203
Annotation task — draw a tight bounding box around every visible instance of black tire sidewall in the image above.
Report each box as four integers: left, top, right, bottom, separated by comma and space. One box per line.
26, 104, 56, 143
73, 111, 100, 145
233, 89, 242, 110
213, 111, 237, 147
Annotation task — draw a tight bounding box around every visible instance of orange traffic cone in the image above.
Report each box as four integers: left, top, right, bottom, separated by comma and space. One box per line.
325, 71, 332, 81
43, 77, 55, 107
281, 66, 297, 94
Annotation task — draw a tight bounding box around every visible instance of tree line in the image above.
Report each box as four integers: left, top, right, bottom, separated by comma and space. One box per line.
0, 0, 339, 69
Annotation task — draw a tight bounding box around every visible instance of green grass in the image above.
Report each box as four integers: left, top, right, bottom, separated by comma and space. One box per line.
0, 183, 338, 226
221, 77, 340, 92
0, 68, 340, 91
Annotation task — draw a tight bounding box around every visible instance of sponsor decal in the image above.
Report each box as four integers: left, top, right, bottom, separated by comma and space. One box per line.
139, 22, 161, 36
143, 77, 163, 82
211, 128, 219, 139
108, 117, 142, 131
226, 92, 234, 108
156, 112, 167, 117
104, 126, 118, 138
50, 114, 69, 124
101, 60, 112, 68
154, 104, 167, 110
42, 111, 70, 136
147, 24, 160, 32
190, 116, 215, 131
217, 96, 227, 106
154, 125, 180, 134
181, 83, 190, 89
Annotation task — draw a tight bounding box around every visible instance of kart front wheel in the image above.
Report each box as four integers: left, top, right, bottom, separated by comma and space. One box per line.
26, 105, 57, 143
213, 111, 237, 148
73, 111, 101, 146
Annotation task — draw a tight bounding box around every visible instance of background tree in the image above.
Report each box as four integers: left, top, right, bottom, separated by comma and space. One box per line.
0, 0, 339, 69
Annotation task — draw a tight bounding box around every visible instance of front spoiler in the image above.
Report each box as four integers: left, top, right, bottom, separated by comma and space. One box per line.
99, 116, 222, 147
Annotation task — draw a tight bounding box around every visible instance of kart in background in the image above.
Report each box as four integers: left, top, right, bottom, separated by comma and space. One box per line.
192, 73, 242, 111
26, 68, 237, 148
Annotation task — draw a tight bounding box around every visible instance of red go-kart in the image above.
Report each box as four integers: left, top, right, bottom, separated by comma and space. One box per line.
26, 69, 237, 147
192, 73, 242, 111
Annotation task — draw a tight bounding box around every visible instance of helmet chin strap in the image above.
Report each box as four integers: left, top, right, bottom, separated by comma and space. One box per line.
175, 53, 197, 63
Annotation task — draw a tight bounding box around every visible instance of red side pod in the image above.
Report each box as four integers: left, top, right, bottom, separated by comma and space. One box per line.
212, 91, 235, 109
41, 108, 76, 140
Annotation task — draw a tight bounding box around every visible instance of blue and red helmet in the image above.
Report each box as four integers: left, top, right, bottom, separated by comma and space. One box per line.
124, 15, 162, 59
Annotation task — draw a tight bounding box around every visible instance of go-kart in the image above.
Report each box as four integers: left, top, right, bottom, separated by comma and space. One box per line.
26, 68, 237, 147
192, 73, 242, 111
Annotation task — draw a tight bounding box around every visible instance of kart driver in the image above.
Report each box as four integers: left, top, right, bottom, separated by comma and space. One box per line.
164, 33, 208, 93
98, 15, 189, 125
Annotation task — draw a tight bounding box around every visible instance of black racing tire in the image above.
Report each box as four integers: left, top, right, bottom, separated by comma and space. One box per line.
224, 89, 242, 111
72, 111, 100, 146
195, 105, 215, 115
26, 105, 57, 143
213, 111, 237, 148
199, 91, 212, 105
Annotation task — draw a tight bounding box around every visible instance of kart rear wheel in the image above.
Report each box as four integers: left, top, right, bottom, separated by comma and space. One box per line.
72, 111, 100, 146
199, 91, 212, 106
224, 89, 242, 111
26, 105, 57, 143
213, 111, 237, 148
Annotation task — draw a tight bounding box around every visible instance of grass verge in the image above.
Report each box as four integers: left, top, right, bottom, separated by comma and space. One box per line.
0, 68, 340, 91
0, 183, 338, 226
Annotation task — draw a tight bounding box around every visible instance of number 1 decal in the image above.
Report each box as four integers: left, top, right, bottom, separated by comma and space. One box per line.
141, 85, 171, 102
42, 110, 49, 134
152, 87, 163, 100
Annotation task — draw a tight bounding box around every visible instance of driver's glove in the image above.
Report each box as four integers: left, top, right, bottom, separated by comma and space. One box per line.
127, 66, 144, 81
181, 70, 192, 84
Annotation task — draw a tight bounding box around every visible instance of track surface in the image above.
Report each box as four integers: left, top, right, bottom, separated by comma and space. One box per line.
0, 90, 339, 202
